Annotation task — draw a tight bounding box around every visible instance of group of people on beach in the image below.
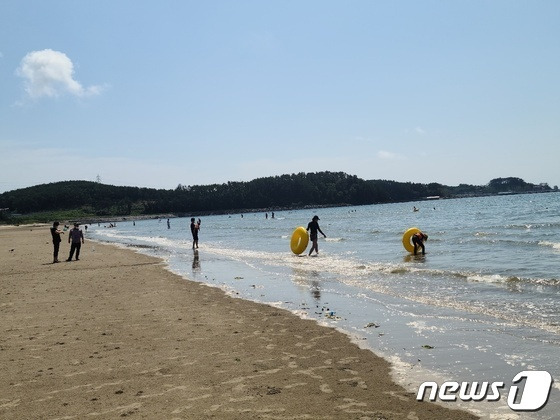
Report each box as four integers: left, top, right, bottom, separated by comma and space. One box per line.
50, 222, 85, 263
50, 213, 428, 263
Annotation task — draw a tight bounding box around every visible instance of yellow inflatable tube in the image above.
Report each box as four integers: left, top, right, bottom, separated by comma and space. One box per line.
402, 227, 421, 253
290, 226, 309, 255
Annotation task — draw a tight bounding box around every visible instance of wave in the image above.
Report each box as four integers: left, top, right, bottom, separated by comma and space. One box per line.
91, 229, 560, 288
501, 221, 560, 231
471, 236, 555, 250
539, 241, 560, 251
465, 273, 522, 284
198, 242, 560, 288
358, 289, 560, 337
325, 237, 345, 242
474, 231, 498, 237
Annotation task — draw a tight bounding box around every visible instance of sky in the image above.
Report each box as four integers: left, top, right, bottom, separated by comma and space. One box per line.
1, 1, 559, 193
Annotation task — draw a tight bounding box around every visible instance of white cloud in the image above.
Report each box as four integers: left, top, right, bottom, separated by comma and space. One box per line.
16, 49, 103, 99
377, 150, 405, 160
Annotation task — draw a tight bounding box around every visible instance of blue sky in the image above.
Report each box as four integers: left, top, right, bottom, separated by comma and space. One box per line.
1, 1, 559, 193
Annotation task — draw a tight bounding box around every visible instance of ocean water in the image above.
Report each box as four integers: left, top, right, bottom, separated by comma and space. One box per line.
88, 193, 560, 419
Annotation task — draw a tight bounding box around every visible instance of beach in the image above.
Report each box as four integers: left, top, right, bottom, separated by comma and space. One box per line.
0, 224, 478, 419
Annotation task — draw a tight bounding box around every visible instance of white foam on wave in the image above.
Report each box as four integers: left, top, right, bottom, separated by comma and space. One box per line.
466, 274, 511, 284
94, 229, 191, 250
324, 237, 345, 242
539, 241, 560, 251
201, 242, 456, 282
201, 243, 377, 280
407, 320, 445, 335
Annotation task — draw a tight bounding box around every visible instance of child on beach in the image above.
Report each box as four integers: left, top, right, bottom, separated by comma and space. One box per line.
307, 215, 326, 256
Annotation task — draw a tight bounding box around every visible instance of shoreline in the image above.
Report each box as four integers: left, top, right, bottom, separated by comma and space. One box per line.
1, 225, 478, 419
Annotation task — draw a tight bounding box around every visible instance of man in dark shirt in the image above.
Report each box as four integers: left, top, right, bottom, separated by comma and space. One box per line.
306, 215, 326, 256
66, 223, 84, 261
50, 221, 63, 263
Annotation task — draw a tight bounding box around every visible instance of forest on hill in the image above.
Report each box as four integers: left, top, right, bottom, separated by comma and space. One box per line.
0, 172, 556, 223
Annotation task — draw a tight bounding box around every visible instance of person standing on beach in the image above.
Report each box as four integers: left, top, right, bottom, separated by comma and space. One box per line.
66, 223, 84, 261
50, 221, 64, 263
190, 217, 201, 249
307, 215, 326, 256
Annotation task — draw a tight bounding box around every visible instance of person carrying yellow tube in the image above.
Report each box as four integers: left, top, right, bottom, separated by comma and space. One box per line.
306, 215, 326, 256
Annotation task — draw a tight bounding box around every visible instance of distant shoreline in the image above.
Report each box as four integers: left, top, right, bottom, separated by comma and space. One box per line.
51, 189, 560, 225
2, 173, 557, 226
2, 189, 558, 226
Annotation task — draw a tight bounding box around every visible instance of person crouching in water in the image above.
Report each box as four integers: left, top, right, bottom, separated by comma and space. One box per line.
412, 231, 428, 255
307, 215, 326, 256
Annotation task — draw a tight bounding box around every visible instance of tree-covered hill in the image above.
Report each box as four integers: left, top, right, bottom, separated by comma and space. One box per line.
0, 172, 555, 222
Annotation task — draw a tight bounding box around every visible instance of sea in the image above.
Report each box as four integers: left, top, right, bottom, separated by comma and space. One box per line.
87, 192, 560, 419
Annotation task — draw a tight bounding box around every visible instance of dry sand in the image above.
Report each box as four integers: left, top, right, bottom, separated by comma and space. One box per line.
0, 225, 478, 419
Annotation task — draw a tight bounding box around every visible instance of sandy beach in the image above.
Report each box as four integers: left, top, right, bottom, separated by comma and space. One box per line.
0, 225, 478, 419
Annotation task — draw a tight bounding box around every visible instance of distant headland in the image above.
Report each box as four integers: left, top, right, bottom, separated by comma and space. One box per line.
1, 172, 557, 224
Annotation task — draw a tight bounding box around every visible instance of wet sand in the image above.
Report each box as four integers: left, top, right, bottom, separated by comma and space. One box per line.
0, 225, 478, 419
